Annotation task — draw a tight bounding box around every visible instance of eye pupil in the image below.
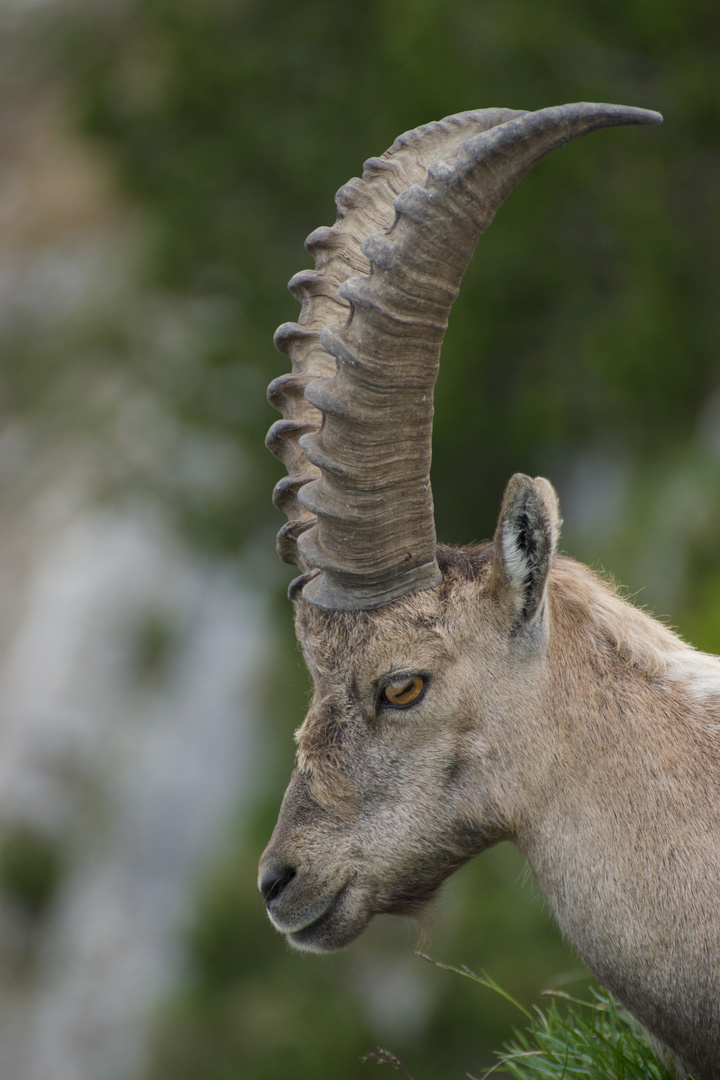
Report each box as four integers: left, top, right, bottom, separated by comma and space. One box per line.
383, 676, 424, 707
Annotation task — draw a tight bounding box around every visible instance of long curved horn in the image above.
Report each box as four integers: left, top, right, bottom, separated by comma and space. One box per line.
267, 108, 528, 571
270, 102, 662, 609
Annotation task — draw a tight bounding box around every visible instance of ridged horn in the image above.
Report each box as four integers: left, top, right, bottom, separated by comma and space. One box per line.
270, 102, 663, 609
267, 108, 529, 572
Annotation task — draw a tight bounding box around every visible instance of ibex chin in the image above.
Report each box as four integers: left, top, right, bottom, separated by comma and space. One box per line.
258, 103, 720, 1079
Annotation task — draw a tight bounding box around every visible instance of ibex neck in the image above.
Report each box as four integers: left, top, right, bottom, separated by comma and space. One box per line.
510, 557, 720, 1065
519, 556, 720, 855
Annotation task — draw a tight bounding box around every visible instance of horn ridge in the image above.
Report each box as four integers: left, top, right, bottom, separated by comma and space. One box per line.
294, 102, 662, 610
267, 109, 532, 572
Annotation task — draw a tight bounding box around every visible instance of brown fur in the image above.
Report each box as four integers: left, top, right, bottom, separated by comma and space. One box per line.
259, 477, 720, 1079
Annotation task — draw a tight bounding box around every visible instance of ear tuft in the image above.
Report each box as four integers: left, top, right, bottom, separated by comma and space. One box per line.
491, 474, 560, 629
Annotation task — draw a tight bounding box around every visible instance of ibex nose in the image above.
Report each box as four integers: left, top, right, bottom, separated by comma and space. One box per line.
259, 862, 296, 906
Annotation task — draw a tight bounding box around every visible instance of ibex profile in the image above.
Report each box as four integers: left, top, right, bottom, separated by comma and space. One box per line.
258, 103, 720, 1079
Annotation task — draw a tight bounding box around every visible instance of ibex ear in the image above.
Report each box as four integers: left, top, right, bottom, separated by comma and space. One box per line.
491, 474, 561, 633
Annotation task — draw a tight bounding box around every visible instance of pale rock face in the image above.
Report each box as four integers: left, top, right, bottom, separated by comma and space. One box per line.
0, 12, 267, 1077
0, 506, 264, 1080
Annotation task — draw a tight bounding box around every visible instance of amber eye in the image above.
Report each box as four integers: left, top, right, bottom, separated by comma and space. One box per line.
381, 675, 425, 708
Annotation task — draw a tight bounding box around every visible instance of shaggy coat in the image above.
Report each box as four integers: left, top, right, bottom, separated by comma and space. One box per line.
261, 478, 720, 1080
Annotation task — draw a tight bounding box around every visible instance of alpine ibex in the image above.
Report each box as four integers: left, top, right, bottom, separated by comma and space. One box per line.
258, 103, 720, 1079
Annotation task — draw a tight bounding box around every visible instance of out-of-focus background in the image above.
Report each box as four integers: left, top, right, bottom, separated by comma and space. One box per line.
0, 0, 717, 1077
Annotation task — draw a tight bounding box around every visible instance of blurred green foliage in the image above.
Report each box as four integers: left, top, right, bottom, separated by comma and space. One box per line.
0, 825, 64, 920
60, 0, 720, 565
51, 0, 720, 1076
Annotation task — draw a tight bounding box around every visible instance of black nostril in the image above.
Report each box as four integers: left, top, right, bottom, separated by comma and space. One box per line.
260, 864, 296, 905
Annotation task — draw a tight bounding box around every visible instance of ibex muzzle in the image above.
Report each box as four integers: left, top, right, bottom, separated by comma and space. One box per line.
259, 104, 720, 1080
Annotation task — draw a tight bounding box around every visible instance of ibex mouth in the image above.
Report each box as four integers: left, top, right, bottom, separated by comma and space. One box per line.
260, 857, 368, 952
284, 871, 449, 950
285, 880, 361, 952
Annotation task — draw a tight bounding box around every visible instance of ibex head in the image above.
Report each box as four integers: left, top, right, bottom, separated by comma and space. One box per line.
259, 105, 664, 950
261, 482, 564, 952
